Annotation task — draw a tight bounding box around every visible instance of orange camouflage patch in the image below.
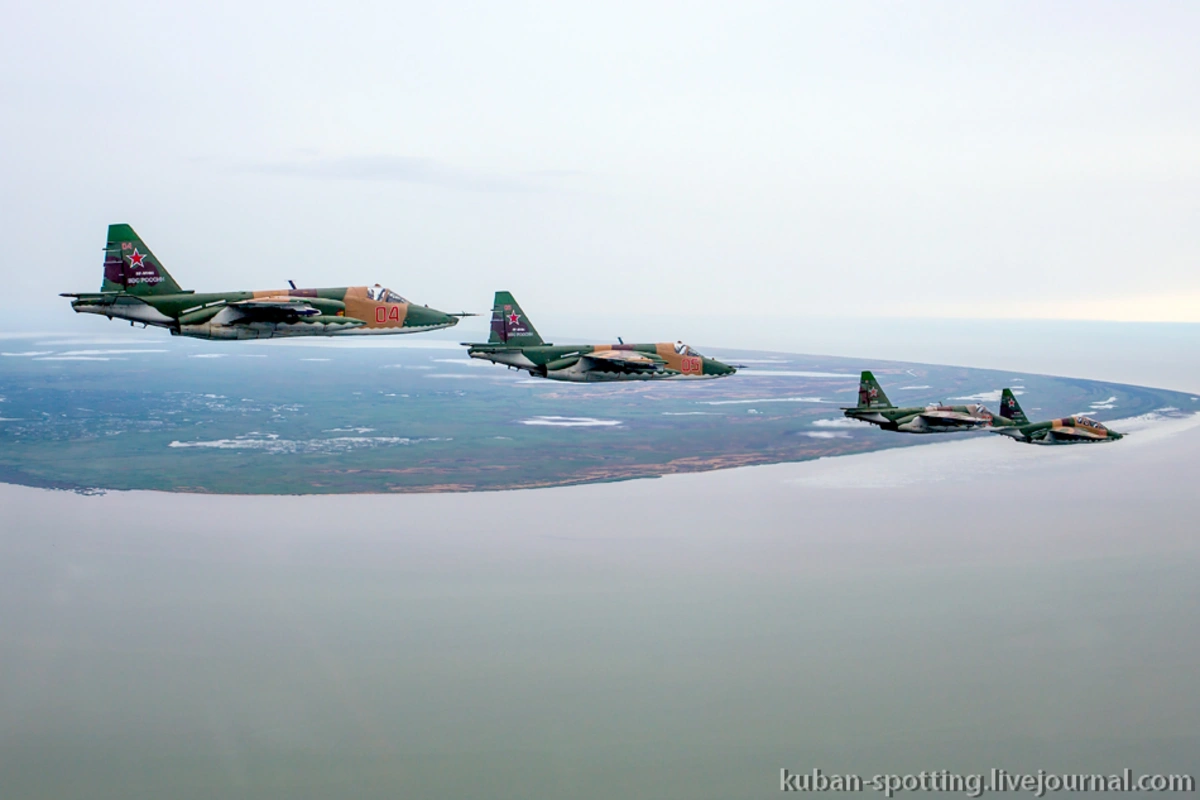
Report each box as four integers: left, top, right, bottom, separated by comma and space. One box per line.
344, 286, 408, 328
655, 342, 683, 371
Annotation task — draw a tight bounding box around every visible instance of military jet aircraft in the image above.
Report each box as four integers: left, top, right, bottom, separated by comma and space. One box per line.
464, 292, 737, 381
842, 371, 995, 433
62, 224, 468, 340
991, 388, 1125, 444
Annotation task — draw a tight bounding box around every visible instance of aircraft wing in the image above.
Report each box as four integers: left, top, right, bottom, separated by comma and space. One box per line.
580, 350, 668, 374
1046, 427, 1108, 443
226, 298, 323, 322
918, 409, 987, 426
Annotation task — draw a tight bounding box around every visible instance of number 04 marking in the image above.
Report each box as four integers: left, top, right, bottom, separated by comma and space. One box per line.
375, 306, 402, 324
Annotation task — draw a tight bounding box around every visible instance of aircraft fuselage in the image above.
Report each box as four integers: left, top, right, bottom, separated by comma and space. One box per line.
468, 343, 735, 381
68, 286, 459, 340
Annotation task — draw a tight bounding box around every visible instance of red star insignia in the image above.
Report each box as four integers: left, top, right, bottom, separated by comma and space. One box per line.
507, 311, 520, 325
128, 248, 146, 267
868, 388, 878, 398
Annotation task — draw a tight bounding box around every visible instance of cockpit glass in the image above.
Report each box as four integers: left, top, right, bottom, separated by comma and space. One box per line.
674, 343, 701, 357
1075, 415, 1105, 429
368, 286, 408, 303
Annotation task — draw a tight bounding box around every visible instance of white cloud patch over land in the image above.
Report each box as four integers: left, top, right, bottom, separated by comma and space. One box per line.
168, 434, 446, 454
736, 370, 857, 379
811, 418, 864, 428
430, 358, 493, 367
703, 397, 825, 406
33, 356, 126, 362
57, 350, 169, 356
519, 416, 623, 427
950, 389, 1026, 403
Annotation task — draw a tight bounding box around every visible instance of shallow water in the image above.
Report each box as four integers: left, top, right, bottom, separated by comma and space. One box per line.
2, 415, 1198, 798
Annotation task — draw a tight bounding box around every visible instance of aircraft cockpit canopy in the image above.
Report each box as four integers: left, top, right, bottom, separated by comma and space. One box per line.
1072, 415, 1106, 429
674, 342, 702, 357
368, 285, 408, 304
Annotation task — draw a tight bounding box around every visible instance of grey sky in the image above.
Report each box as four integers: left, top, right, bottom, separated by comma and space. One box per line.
4, 1, 1198, 322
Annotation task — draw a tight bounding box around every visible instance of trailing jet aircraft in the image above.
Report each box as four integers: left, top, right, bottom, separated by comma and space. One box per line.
62, 224, 469, 340
842, 371, 995, 433
464, 292, 737, 381
991, 389, 1125, 444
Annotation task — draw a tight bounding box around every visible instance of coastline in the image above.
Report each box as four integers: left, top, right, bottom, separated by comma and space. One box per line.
3, 409, 1196, 503
4, 403, 1198, 800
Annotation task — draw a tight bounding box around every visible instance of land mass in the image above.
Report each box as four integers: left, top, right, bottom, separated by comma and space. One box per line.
0, 335, 1194, 494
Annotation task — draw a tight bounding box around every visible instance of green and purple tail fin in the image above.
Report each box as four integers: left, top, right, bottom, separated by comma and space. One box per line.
488, 291, 543, 346
101, 224, 182, 295
856, 371, 892, 409
999, 389, 1029, 425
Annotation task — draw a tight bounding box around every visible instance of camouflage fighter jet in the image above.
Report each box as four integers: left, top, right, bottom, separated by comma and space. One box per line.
62, 224, 469, 340
464, 292, 737, 381
990, 388, 1125, 444
842, 370, 995, 433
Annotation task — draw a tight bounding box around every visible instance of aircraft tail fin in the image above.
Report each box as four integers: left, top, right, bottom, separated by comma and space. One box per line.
488, 291, 544, 346
999, 388, 1029, 425
856, 371, 893, 409
101, 224, 183, 295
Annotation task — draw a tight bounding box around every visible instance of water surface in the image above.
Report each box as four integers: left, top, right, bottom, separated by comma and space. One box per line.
2, 415, 1198, 798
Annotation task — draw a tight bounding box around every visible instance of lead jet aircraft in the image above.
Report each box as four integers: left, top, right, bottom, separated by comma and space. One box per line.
62, 224, 468, 340
842, 371, 995, 433
990, 388, 1125, 444
464, 292, 737, 381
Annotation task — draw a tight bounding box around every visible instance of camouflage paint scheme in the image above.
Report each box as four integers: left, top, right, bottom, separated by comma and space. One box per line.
842, 370, 997, 433
62, 224, 463, 340
992, 389, 1125, 444
464, 292, 737, 381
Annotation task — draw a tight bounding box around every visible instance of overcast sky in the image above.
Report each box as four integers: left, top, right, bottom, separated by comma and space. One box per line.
4, 1, 1198, 323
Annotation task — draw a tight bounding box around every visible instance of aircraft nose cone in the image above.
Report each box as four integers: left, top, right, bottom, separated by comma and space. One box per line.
706, 360, 736, 376
405, 306, 458, 329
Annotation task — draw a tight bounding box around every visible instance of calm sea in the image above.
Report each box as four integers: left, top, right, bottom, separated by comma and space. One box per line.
1, 413, 1197, 798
